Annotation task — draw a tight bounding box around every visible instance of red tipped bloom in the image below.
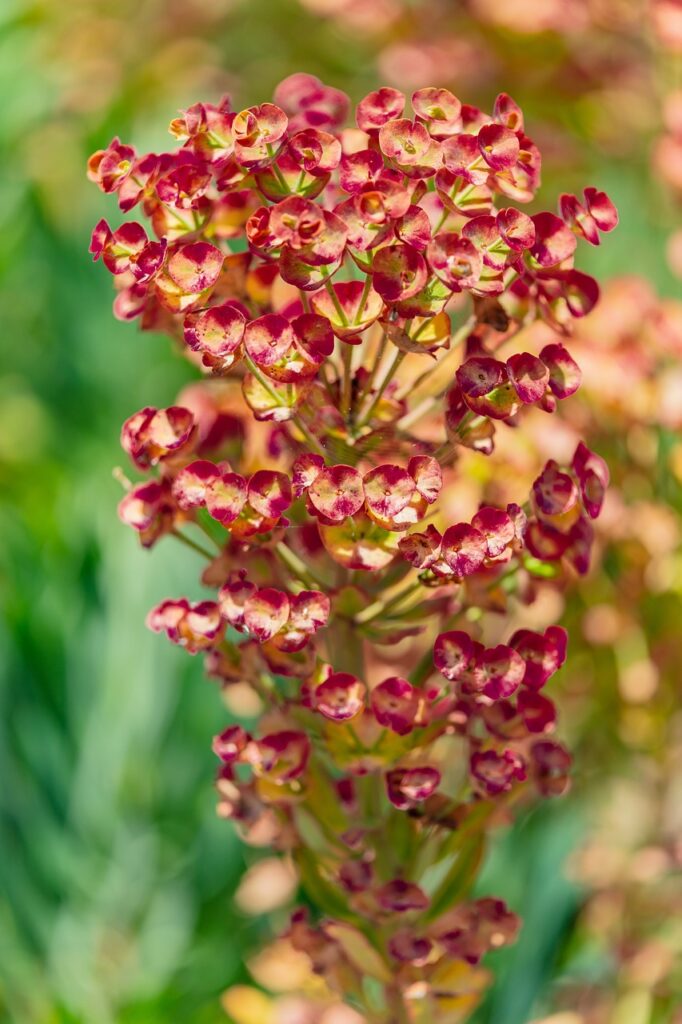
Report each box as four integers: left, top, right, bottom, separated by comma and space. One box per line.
433, 630, 475, 682
375, 879, 429, 913
372, 243, 428, 302
212, 725, 250, 764
386, 766, 441, 809
314, 672, 366, 721
470, 749, 527, 795
540, 342, 582, 399
121, 406, 195, 469
363, 464, 416, 522
441, 522, 487, 576
308, 464, 365, 522
356, 87, 405, 132
92, 77, 616, 1003
251, 730, 310, 783
371, 677, 421, 735
510, 626, 568, 690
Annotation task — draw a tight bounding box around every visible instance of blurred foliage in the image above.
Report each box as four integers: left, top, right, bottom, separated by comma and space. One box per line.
1, 1, 681, 1022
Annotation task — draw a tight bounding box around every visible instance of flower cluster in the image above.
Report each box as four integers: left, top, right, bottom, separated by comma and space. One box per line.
90, 76, 615, 1021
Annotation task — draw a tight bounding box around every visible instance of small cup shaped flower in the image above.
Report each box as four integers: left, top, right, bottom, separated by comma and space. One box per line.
121, 405, 195, 469
433, 630, 475, 683
232, 102, 288, 166
288, 590, 330, 637
477, 123, 520, 172
243, 588, 291, 643
427, 233, 483, 291
408, 456, 443, 504
532, 460, 579, 519
441, 523, 488, 577
166, 241, 225, 294
497, 207, 536, 251
507, 352, 550, 405
247, 470, 292, 519
385, 766, 441, 809
572, 441, 609, 519
338, 859, 373, 893
205, 471, 248, 525
442, 133, 489, 186
388, 930, 433, 966
339, 149, 385, 194
540, 342, 582, 399
455, 357, 519, 420
250, 730, 311, 783
310, 280, 384, 340
90, 219, 147, 275
147, 598, 224, 654
379, 118, 441, 178
510, 625, 567, 690
218, 571, 257, 632
517, 690, 557, 734
375, 879, 429, 913
356, 87, 405, 133
474, 645, 526, 700
559, 187, 618, 246
183, 302, 246, 371
307, 464, 365, 523
292, 453, 325, 496
530, 739, 572, 796
470, 748, 527, 795
287, 128, 341, 176
212, 725, 251, 764
470, 507, 515, 560
118, 479, 176, 548
399, 524, 443, 570
334, 192, 395, 254
363, 465, 417, 525
313, 672, 366, 721
371, 676, 421, 735
87, 137, 136, 193
372, 243, 429, 303
412, 87, 462, 138
272, 198, 347, 268
528, 213, 577, 269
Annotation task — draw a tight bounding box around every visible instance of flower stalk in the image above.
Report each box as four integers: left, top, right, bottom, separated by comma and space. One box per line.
89, 74, 616, 1021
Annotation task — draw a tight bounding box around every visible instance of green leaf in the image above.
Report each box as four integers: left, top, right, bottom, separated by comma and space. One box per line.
424, 832, 486, 922
293, 847, 354, 921
325, 922, 393, 984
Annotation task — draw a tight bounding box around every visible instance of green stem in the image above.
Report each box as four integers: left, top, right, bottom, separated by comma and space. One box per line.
292, 413, 327, 458
432, 205, 451, 235
355, 579, 422, 625
266, 144, 290, 193
327, 615, 365, 678
356, 331, 388, 409
275, 541, 328, 590
170, 529, 216, 561
397, 314, 475, 401
340, 344, 354, 421
244, 355, 282, 404
385, 988, 411, 1024
353, 273, 373, 325
357, 349, 406, 427
409, 645, 437, 688
324, 277, 349, 325
319, 360, 337, 403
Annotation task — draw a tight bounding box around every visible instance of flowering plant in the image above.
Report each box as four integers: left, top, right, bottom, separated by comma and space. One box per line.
89, 73, 616, 1022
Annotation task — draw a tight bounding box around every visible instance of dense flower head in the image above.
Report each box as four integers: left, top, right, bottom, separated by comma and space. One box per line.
91, 74, 616, 1023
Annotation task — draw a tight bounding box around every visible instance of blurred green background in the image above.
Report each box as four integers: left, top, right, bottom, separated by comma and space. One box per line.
1, 1, 680, 1022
